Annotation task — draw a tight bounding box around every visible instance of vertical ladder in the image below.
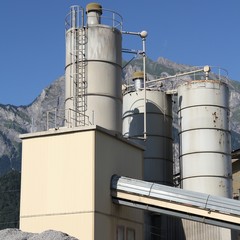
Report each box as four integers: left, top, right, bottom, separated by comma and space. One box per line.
74, 27, 87, 126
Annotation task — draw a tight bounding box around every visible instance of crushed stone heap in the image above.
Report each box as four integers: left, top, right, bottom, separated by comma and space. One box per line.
0, 229, 79, 240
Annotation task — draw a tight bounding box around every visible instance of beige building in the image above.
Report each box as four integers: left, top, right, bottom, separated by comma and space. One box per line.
232, 149, 240, 200
20, 126, 144, 240
231, 149, 240, 240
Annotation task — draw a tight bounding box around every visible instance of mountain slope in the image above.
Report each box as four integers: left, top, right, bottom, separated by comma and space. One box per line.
0, 76, 65, 175
0, 171, 20, 229
0, 58, 240, 176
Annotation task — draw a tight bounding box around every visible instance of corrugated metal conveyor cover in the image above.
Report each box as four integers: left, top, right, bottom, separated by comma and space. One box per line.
207, 195, 240, 216
111, 174, 153, 196
150, 181, 207, 209
111, 175, 240, 217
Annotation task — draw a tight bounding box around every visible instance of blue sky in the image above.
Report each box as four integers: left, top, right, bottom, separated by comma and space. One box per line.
0, 0, 239, 106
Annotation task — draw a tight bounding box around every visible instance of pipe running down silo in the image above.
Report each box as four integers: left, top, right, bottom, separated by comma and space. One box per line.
65, 3, 122, 134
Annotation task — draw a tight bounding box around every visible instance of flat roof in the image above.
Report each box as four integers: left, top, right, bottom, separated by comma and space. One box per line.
19, 125, 145, 150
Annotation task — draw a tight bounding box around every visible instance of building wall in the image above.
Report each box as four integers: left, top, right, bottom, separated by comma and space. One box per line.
20, 126, 144, 240
20, 129, 95, 239
232, 158, 240, 240
94, 131, 144, 240
233, 159, 240, 199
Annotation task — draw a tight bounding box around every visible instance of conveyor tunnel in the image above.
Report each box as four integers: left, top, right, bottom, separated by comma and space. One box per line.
111, 175, 240, 231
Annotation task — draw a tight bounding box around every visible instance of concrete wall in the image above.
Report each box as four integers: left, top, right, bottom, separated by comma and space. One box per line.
20, 126, 144, 240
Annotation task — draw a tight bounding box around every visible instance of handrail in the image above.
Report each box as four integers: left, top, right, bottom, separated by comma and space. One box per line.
65, 6, 123, 31
97, 8, 123, 30
123, 66, 230, 94
44, 108, 91, 130
65, 6, 84, 30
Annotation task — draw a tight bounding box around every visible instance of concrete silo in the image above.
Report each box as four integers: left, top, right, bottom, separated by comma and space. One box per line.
65, 3, 122, 134
123, 72, 173, 239
123, 72, 173, 185
178, 70, 232, 239
178, 79, 232, 197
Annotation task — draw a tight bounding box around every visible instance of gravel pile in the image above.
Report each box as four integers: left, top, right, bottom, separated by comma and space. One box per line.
0, 229, 79, 240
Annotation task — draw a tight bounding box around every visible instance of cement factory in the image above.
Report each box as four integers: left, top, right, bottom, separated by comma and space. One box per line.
19, 3, 240, 240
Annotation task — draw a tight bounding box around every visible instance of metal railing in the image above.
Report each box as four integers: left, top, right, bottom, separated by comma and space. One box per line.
45, 108, 93, 130
65, 6, 123, 31
46, 108, 65, 130
123, 66, 230, 95
65, 5, 84, 30
96, 8, 123, 30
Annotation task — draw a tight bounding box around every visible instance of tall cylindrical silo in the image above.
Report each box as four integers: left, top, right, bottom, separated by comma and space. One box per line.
178, 80, 232, 197
123, 72, 173, 185
123, 72, 173, 240
65, 3, 122, 134
178, 79, 232, 240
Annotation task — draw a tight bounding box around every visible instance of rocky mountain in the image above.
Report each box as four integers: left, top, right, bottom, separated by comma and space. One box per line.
0, 76, 65, 176
1, 58, 240, 177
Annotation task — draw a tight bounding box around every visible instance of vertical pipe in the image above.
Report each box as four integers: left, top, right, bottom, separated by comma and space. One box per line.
142, 37, 147, 140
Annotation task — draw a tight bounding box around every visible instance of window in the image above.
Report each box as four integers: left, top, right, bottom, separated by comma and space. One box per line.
117, 226, 124, 240
127, 228, 135, 240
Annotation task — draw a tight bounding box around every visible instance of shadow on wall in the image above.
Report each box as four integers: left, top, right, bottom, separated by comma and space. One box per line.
148, 215, 186, 240
128, 101, 186, 239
